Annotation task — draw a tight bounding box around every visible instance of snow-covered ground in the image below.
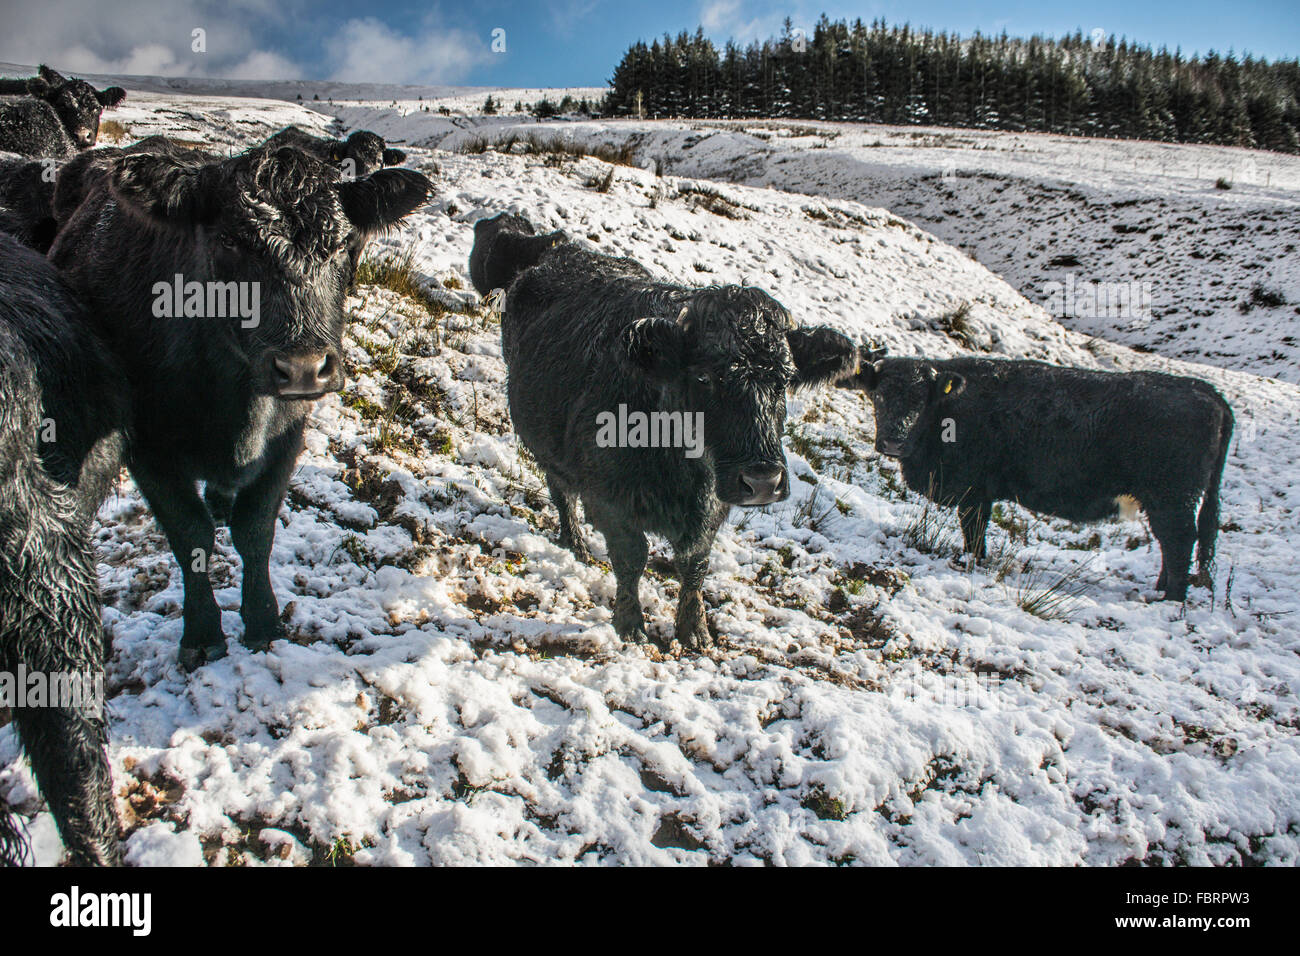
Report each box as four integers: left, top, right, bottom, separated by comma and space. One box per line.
1, 84, 1298, 866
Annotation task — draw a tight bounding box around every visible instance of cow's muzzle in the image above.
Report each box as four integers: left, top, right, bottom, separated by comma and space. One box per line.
272, 350, 344, 399
727, 462, 787, 507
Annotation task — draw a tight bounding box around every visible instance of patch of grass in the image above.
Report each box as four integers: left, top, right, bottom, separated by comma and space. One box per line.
322, 835, 365, 867
790, 483, 840, 532
990, 503, 1030, 543
803, 788, 849, 822
1237, 282, 1287, 313
1011, 555, 1096, 621
903, 495, 956, 557
98, 119, 129, 143
335, 533, 376, 569
453, 130, 637, 167
587, 166, 615, 192
355, 248, 443, 315
675, 182, 752, 219
1215, 176, 1232, 190
936, 301, 980, 350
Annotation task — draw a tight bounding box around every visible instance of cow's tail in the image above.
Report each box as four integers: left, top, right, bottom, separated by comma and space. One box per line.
1195, 397, 1234, 581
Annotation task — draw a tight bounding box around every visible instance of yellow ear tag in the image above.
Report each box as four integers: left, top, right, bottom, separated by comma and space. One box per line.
944, 380, 953, 394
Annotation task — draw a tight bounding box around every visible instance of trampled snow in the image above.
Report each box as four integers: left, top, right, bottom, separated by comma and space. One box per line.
1, 76, 1298, 866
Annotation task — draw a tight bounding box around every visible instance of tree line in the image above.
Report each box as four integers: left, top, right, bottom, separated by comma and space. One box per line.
602, 17, 1300, 152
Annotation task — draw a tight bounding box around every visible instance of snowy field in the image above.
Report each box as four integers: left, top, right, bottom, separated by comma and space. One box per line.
1, 80, 1298, 866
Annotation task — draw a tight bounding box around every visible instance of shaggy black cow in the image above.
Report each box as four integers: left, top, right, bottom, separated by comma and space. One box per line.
262, 125, 406, 177
837, 354, 1234, 601
50, 135, 208, 229
0, 234, 126, 866
503, 244, 857, 647
49, 144, 433, 670
469, 212, 567, 297
0, 65, 125, 158
0, 155, 59, 251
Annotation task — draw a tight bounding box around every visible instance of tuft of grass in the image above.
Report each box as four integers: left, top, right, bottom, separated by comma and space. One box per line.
355, 248, 443, 316
335, 534, 376, 569
98, 119, 129, 143
903, 484, 957, 556
453, 130, 637, 167
936, 301, 980, 350
803, 788, 849, 821
1215, 176, 1232, 190
675, 182, 751, 219
1011, 555, 1096, 621
790, 483, 840, 532
1237, 282, 1287, 313
588, 166, 615, 193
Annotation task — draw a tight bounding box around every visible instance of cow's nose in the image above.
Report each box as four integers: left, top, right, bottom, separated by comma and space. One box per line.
738, 463, 786, 506
273, 351, 342, 398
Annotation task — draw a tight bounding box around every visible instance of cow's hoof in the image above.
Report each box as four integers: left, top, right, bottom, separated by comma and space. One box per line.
616, 623, 650, 644
561, 537, 593, 563
178, 641, 227, 673
675, 625, 713, 652
241, 622, 285, 653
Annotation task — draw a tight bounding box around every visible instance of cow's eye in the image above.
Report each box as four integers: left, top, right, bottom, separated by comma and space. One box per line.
218, 233, 237, 250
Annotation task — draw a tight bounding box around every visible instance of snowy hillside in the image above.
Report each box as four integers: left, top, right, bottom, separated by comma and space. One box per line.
1, 88, 1298, 866
433, 118, 1300, 384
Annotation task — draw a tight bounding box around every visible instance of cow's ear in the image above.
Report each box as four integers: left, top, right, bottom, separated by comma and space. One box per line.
337, 168, 432, 234
38, 65, 66, 86
622, 317, 687, 381
935, 370, 966, 399
837, 358, 882, 391
109, 153, 216, 226
788, 326, 858, 389
96, 86, 126, 107
328, 141, 347, 163
382, 147, 406, 166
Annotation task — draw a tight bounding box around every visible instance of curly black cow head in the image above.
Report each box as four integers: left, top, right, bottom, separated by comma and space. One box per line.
622, 286, 857, 505
108, 144, 432, 400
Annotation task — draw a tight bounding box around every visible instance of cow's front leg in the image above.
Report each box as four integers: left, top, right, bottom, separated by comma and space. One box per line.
546, 473, 591, 562
230, 423, 303, 652
130, 463, 226, 670
586, 499, 648, 643
672, 510, 726, 651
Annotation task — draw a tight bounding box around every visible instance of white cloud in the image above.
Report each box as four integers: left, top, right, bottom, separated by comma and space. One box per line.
698, 0, 799, 45
0, 0, 304, 78
323, 16, 489, 84
0, 1, 483, 84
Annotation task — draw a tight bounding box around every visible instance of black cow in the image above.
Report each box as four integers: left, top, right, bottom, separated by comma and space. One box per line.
50, 135, 210, 229
261, 125, 406, 177
469, 212, 566, 297
837, 354, 1234, 600
0, 234, 127, 866
0, 156, 59, 251
49, 144, 432, 670
502, 244, 857, 647
0, 65, 126, 158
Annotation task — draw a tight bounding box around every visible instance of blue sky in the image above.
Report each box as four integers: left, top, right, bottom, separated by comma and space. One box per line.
1, 0, 1296, 87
